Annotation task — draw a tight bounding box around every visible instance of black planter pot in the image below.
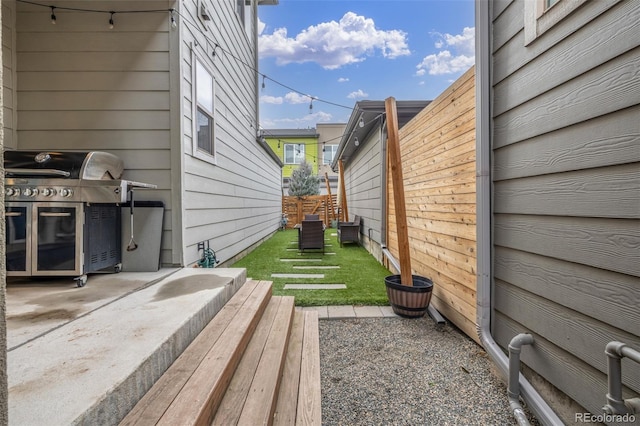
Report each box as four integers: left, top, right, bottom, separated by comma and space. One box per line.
385, 275, 433, 318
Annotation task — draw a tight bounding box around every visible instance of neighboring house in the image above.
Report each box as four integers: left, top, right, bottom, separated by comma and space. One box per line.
317, 123, 344, 195
332, 100, 430, 262
477, 0, 639, 424
265, 124, 344, 195
1, 0, 282, 268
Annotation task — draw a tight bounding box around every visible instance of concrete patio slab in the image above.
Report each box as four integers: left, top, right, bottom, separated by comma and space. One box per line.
7, 267, 247, 426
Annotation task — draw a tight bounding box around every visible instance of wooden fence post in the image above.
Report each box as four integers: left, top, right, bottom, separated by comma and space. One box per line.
386, 97, 413, 287
338, 160, 348, 222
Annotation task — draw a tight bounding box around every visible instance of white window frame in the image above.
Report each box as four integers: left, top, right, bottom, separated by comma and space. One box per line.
524, 0, 588, 46
323, 144, 339, 165
284, 144, 305, 165
192, 55, 216, 164
235, 0, 252, 40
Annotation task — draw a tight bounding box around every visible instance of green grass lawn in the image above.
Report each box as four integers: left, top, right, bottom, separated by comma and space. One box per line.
231, 229, 392, 307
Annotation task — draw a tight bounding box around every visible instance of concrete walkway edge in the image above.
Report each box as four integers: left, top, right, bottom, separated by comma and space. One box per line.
301, 305, 398, 319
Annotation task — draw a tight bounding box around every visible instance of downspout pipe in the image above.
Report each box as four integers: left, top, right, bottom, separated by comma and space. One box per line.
475, 2, 563, 426
508, 334, 535, 426
603, 341, 640, 415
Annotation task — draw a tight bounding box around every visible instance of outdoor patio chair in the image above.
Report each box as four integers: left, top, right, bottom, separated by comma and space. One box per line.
298, 220, 325, 253
304, 214, 320, 220
338, 215, 360, 247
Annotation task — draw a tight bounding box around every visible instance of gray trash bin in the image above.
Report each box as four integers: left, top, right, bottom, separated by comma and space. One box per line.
121, 201, 164, 272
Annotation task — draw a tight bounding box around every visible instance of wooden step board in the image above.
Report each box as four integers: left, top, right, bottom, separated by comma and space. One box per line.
120, 280, 322, 426
120, 279, 273, 426
212, 296, 295, 425
274, 309, 321, 426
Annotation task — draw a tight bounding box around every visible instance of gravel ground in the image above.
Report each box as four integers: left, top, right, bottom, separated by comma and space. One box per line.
319, 316, 539, 426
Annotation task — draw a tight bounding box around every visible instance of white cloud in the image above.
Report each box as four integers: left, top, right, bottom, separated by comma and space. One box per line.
338, 77, 350, 83
284, 92, 314, 105
268, 111, 334, 128
259, 12, 410, 69
260, 95, 283, 104
258, 17, 266, 35
347, 89, 368, 99
417, 27, 475, 76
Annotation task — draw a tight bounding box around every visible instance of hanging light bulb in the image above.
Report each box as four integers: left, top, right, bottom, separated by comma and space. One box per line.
309, 98, 313, 113
170, 10, 177, 29
109, 12, 115, 29
322, 143, 326, 153
261, 75, 266, 91
354, 137, 360, 147
359, 115, 365, 128
50, 6, 57, 24
277, 140, 281, 149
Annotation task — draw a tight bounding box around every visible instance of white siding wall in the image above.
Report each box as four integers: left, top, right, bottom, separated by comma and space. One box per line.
13, 0, 175, 263
179, 0, 281, 266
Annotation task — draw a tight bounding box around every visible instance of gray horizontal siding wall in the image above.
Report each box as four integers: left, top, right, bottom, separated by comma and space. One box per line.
490, 0, 640, 420
180, 0, 281, 266
2, 1, 16, 149
12, 0, 175, 264
343, 128, 384, 249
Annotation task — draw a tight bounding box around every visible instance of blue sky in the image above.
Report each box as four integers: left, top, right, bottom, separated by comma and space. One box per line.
257, 0, 475, 129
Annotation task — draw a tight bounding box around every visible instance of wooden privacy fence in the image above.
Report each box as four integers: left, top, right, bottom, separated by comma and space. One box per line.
282, 195, 338, 228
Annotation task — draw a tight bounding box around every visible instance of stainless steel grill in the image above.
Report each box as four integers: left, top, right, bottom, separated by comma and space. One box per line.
4, 150, 156, 286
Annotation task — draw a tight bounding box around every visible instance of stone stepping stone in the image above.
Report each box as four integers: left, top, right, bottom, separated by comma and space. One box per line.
287, 247, 331, 251
283, 284, 347, 290
279, 259, 322, 262
292, 266, 340, 269
271, 273, 325, 279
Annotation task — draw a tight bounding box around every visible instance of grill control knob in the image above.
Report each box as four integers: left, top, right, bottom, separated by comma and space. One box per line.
6, 187, 21, 197
41, 188, 56, 197
60, 188, 73, 198
23, 188, 39, 197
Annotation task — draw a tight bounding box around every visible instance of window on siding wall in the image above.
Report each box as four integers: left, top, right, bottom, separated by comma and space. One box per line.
235, 0, 252, 40
524, 0, 588, 45
323, 145, 338, 165
236, 0, 245, 25
194, 58, 215, 161
284, 144, 305, 164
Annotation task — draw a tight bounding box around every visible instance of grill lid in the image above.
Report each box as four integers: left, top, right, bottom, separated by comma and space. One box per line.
4, 151, 124, 180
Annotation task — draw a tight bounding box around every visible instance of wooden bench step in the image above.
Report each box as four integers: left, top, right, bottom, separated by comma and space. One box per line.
212, 296, 295, 425
274, 310, 321, 425
120, 279, 272, 426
